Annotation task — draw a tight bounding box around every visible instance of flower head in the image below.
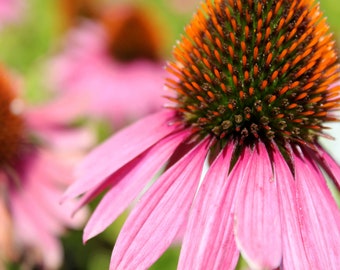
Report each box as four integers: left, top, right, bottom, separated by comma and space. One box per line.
66, 0, 340, 269
48, 4, 166, 127
58, 0, 99, 30
167, 0, 339, 151
0, 67, 89, 268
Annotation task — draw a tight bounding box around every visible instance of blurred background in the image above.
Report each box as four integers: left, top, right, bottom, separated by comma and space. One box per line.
1, 0, 339, 269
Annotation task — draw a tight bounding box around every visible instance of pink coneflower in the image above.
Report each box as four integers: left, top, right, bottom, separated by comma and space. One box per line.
65, 0, 340, 269
48, 4, 166, 127
57, 0, 99, 30
0, 67, 88, 269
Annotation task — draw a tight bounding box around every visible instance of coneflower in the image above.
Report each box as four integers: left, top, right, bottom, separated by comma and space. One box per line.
58, 0, 99, 30
66, 0, 340, 269
48, 4, 166, 127
0, 66, 88, 268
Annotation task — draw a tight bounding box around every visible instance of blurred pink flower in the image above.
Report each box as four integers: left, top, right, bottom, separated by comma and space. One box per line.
47, 5, 166, 127
57, 0, 99, 30
65, 0, 340, 269
0, 68, 90, 268
0, 0, 24, 27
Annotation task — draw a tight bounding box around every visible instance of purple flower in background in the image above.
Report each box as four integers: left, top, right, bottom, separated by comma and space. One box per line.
48, 4, 166, 127
0, 67, 90, 268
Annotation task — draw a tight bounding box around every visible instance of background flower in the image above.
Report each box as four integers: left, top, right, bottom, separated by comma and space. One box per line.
0, 67, 91, 269
47, 3, 167, 128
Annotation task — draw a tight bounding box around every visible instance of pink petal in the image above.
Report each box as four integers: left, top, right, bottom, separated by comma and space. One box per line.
63, 110, 176, 200
178, 142, 240, 270
110, 138, 210, 270
295, 152, 340, 269
10, 192, 63, 268
28, 174, 87, 228
316, 146, 340, 189
234, 142, 282, 269
273, 146, 311, 269
10, 188, 63, 235
83, 130, 190, 241
25, 97, 86, 127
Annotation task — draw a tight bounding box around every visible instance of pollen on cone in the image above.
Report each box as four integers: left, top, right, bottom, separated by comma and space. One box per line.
166, 0, 340, 147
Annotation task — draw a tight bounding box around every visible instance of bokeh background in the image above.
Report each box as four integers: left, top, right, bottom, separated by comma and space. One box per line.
1, 0, 339, 269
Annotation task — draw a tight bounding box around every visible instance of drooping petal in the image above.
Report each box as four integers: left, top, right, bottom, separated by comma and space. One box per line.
63, 110, 177, 200
83, 130, 190, 241
110, 138, 209, 270
10, 191, 63, 269
316, 145, 340, 189
20, 152, 88, 228
234, 142, 282, 269
178, 142, 240, 270
31, 176, 88, 228
273, 146, 311, 269
10, 188, 63, 235
295, 152, 340, 269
